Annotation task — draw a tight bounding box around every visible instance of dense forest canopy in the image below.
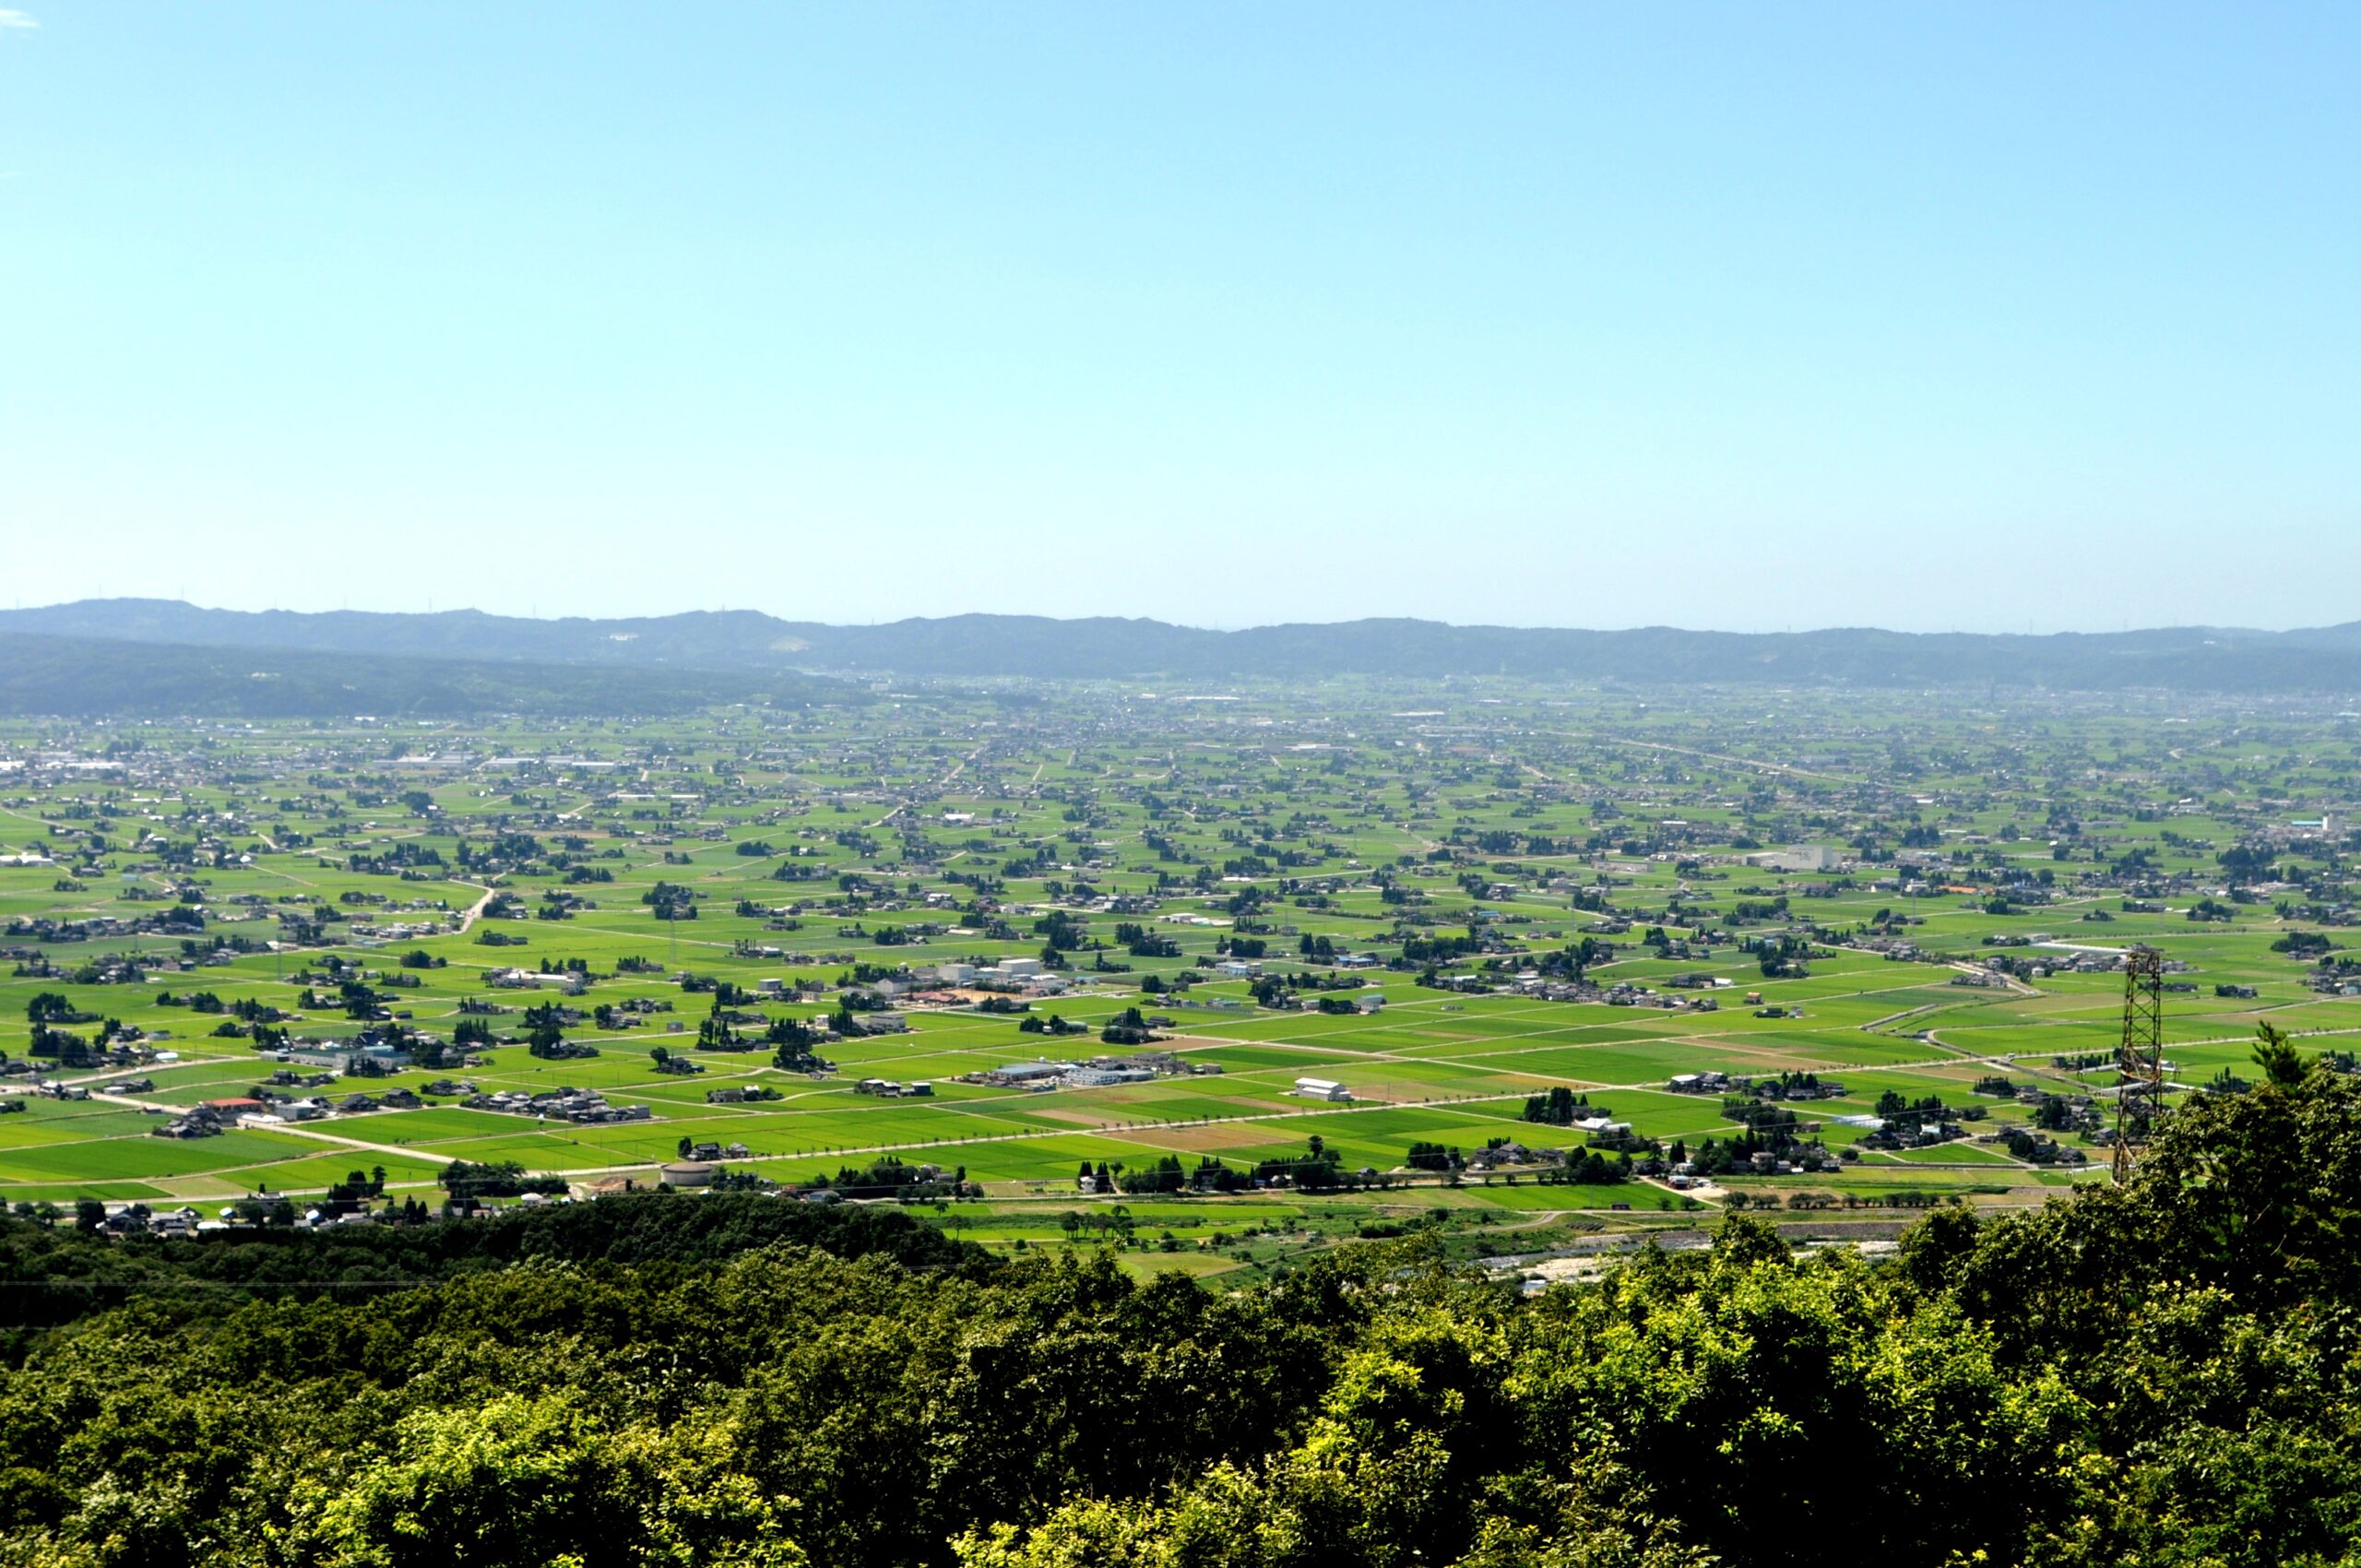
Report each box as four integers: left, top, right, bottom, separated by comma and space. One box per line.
0, 1029, 2355, 1567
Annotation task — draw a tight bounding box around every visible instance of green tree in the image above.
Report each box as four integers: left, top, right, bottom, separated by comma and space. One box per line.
2252, 1019, 2308, 1087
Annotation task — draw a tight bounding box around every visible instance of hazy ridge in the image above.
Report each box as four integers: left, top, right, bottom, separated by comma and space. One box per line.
3, 600, 2360, 710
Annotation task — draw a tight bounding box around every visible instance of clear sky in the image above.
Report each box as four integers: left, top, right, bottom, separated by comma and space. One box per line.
2, 4, 2355, 633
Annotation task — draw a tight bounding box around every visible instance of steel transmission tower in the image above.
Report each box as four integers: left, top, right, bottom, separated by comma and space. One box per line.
2111, 946, 2167, 1184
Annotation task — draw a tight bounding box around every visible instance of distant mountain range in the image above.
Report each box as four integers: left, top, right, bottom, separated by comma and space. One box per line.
3, 600, 2361, 713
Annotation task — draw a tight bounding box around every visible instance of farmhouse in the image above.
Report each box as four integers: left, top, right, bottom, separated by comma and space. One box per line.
1294, 1076, 1351, 1102
1070, 1065, 1155, 1087
1743, 845, 1841, 873
985, 1061, 1074, 1087
466, 1087, 653, 1124
486, 967, 588, 995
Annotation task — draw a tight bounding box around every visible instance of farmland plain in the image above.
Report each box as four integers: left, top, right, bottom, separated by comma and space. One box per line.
6, 682, 2358, 1268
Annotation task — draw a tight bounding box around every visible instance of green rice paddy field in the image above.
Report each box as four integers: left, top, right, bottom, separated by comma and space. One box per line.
6, 685, 2359, 1263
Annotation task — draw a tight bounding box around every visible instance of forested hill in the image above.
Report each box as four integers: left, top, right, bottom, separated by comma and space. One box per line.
10, 599, 2361, 692
1, 1039, 2359, 1568
0, 632, 844, 718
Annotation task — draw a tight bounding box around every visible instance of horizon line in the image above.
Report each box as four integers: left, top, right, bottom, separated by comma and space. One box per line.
0, 597, 2323, 642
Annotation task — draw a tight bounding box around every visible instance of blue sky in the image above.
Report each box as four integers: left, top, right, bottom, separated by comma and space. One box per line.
2, 4, 2355, 632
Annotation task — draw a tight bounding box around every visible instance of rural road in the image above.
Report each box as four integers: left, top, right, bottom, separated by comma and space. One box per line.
450, 882, 498, 932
